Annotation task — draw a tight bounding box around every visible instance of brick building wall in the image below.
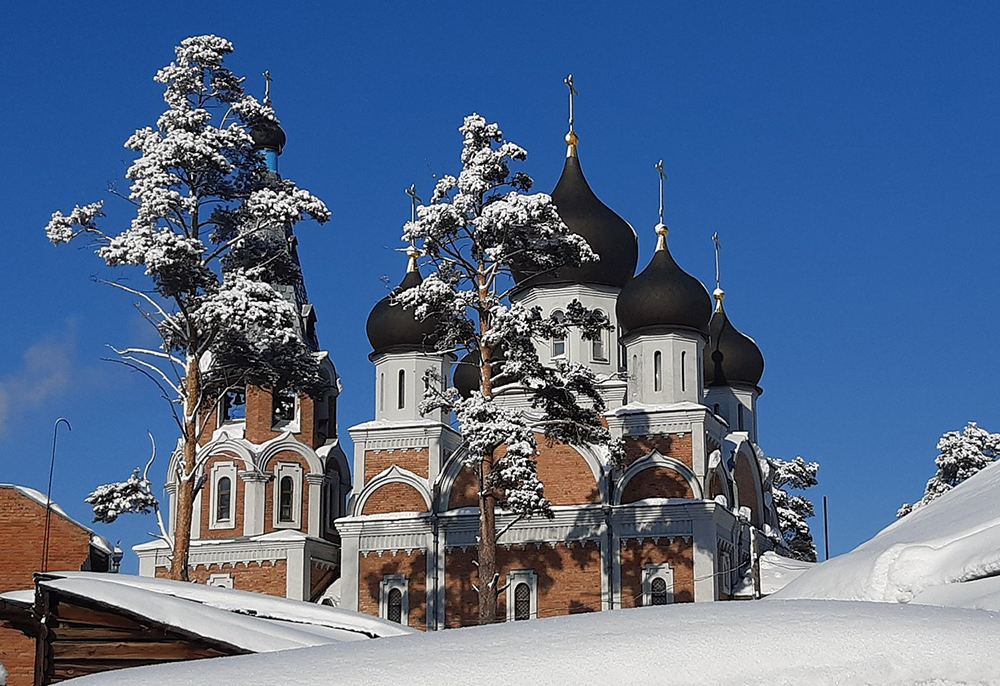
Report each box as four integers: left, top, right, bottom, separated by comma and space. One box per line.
358, 551, 427, 629
619, 538, 695, 607
155, 560, 288, 597
620, 466, 693, 503
364, 449, 429, 482
623, 433, 693, 469
362, 483, 427, 515
444, 542, 603, 627
0, 487, 105, 686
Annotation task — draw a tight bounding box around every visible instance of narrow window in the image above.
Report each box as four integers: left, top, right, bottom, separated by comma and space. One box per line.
714, 403, 721, 416
387, 588, 403, 624
650, 577, 669, 606
514, 582, 531, 620
272, 388, 296, 424
379, 373, 385, 412
397, 369, 406, 409
592, 311, 607, 361
327, 480, 340, 528
279, 475, 294, 523
738, 404, 745, 431
551, 311, 566, 358
653, 351, 662, 392
216, 476, 232, 522
681, 351, 687, 392
330, 398, 338, 438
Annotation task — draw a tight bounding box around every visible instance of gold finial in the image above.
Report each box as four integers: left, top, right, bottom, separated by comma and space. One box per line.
654, 159, 669, 250
564, 74, 579, 157
402, 185, 423, 273
713, 232, 725, 311
263, 70, 273, 107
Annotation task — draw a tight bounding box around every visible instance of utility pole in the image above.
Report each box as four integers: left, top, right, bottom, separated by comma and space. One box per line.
823, 495, 830, 561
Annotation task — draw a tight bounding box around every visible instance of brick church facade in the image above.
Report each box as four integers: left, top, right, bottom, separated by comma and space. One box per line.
137, 89, 782, 629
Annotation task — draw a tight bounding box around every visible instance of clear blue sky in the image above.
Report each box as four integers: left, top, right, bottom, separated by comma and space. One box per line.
1, 1, 998, 573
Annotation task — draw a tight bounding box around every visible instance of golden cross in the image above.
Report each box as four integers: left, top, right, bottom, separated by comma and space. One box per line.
564, 74, 579, 133
405, 184, 421, 225
655, 159, 667, 225
263, 70, 273, 106
713, 232, 722, 291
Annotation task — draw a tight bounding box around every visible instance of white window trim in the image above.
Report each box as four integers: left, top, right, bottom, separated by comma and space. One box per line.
207, 572, 234, 589
506, 569, 538, 622
208, 461, 238, 530
380, 574, 409, 626
273, 462, 303, 529
591, 312, 609, 362
551, 310, 567, 360
642, 563, 675, 606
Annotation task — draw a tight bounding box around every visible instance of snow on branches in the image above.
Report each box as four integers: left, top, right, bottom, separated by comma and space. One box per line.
766, 455, 820, 562
898, 422, 1000, 518
44, 35, 330, 578
87, 471, 159, 524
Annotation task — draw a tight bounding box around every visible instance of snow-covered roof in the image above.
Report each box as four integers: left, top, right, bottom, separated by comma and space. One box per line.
28, 572, 410, 652
772, 459, 1000, 606
0, 484, 118, 556
61, 599, 1000, 685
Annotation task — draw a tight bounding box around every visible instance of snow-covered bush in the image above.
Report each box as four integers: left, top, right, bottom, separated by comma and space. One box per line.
44, 35, 330, 579
399, 114, 623, 623
898, 422, 1000, 517
766, 456, 820, 562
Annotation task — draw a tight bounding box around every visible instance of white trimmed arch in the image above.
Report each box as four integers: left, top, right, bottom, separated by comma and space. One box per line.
351, 465, 432, 516
612, 450, 703, 505
257, 431, 323, 475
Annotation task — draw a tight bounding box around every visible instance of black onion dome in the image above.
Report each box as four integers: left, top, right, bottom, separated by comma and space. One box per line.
366, 268, 437, 354
515, 154, 638, 289
616, 233, 712, 335
250, 118, 287, 154
704, 298, 764, 388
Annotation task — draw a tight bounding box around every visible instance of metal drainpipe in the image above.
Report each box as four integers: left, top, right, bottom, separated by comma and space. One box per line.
604, 469, 615, 611
431, 483, 441, 631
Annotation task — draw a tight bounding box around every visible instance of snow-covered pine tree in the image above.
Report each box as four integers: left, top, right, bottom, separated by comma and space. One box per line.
399, 114, 624, 624
44, 35, 330, 580
767, 456, 820, 562
897, 422, 1000, 518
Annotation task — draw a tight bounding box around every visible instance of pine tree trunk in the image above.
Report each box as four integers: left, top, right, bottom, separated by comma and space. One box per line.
475, 263, 500, 623
169, 355, 201, 581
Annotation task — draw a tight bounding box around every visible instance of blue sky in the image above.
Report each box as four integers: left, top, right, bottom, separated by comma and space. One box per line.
1, 1, 998, 573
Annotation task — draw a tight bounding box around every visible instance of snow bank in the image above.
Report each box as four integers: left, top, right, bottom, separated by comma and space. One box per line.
65, 600, 1000, 686
773, 460, 1000, 603
758, 551, 814, 595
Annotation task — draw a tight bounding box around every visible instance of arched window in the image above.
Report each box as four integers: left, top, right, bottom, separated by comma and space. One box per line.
513, 582, 531, 621
278, 475, 294, 523
216, 476, 232, 522
738, 404, 745, 431
397, 369, 406, 410
387, 588, 403, 624
653, 351, 662, 392
551, 311, 566, 358
713, 403, 721, 416
650, 577, 669, 606
681, 351, 687, 392
272, 388, 296, 425
592, 311, 607, 361
379, 373, 385, 412
219, 389, 246, 424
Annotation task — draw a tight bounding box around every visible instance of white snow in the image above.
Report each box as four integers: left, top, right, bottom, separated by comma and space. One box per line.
30, 572, 410, 652
758, 551, 814, 596
772, 459, 1000, 604
64, 600, 1000, 686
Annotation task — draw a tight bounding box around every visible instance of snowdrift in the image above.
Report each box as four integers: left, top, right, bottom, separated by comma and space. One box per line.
65, 600, 1000, 686
773, 460, 1000, 606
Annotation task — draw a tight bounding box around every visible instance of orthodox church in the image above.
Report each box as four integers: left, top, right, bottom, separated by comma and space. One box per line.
136, 84, 782, 628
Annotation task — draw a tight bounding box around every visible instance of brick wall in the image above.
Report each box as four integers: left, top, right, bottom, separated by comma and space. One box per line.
245, 387, 318, 448
155, 560, 288, 597
622, 433, 693, 469
535, 442, 600, 506
449, 467, 479, 509
620, 466, 693, 503
0, 487, 100, 686
364, 449, 429, 482
619, 538, 694, 607
444, 541, 602, 628
358, 551, 426, 629
361, 483, 427, 515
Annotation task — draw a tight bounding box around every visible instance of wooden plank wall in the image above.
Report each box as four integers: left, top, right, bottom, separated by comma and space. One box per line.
38, 591, 240, 684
